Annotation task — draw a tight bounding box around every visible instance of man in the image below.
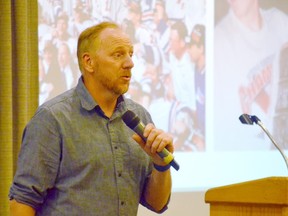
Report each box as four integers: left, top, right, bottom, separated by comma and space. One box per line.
39, 40, 66, 104
57, 42, 79, 90
51, 12, 77, 55
188, 24, 206, 138
9, 22, 173, 215
168, 20, 195, 111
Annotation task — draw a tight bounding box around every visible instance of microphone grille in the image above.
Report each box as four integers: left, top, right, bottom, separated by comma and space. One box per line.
239, 114, 254, 125
122, 110, 140, 129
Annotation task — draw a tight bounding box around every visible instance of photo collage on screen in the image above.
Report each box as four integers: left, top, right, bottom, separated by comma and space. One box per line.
38, 0, 207, 152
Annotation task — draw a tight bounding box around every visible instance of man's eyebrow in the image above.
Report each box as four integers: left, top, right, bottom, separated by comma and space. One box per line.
110, 45, 134, 52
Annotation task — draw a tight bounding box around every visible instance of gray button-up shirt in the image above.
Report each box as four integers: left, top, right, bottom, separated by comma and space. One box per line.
9, 77, 164, 215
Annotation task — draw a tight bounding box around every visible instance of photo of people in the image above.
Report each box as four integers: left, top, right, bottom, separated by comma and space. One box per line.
214, 0, 288, 150
38, 0, 207, 152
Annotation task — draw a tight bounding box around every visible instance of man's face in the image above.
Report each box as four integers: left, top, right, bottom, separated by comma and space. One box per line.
58, 45, 70, 68
56, 19, 68, 36
154, 4, 164, 23
169, 29, 181, 54
92, 28, 134, 96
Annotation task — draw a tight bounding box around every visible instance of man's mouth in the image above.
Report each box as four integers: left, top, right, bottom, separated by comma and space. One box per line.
121, 75, 131, 81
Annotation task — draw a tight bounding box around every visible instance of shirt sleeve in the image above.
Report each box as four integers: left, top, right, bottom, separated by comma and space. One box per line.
9, 106, 61, 210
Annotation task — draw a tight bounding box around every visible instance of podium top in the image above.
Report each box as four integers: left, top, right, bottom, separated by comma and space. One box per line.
205, 177, 288, 205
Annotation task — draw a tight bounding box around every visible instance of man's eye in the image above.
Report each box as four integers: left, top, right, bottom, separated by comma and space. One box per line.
114, 52, 123, 58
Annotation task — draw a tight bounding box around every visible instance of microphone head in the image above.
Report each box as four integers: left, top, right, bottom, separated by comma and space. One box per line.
122, 110, 140, 129
239, 114, 261, 125
239, 114, 254, 125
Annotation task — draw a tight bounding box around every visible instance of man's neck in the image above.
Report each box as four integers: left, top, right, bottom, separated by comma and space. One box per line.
173, 47, 186, 60
83, 77, 118, 118
237, 3, 262, 31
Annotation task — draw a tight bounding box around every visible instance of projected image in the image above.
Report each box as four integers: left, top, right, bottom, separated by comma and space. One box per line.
38, 0, 206, 152
214, 0, 288, 151
274, 43, 288, 149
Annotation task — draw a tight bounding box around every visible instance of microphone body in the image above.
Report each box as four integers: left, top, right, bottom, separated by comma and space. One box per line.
122, 110, 180, 171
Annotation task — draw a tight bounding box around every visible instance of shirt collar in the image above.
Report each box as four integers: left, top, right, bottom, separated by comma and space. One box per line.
75, 76, 126, 112
76, 76, 98, 111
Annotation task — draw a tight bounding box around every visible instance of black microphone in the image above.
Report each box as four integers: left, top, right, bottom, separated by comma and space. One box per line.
239, 113, 288, 171
239, 113, 260, 125
122, 110, 180, 171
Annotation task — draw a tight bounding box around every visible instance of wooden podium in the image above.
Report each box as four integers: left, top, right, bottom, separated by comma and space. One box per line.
205, 177, 288, 216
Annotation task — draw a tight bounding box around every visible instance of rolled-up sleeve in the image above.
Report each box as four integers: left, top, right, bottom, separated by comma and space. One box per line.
9, 106, 61, 210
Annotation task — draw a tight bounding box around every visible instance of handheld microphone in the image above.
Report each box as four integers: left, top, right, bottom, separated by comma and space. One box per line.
239, 113, 288, 171
122, 110, 180, 171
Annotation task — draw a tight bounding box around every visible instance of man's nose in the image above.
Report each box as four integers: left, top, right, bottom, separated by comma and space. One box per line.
123, 55, 134, 69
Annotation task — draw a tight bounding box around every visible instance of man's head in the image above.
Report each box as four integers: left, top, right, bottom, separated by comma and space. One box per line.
58, 43, 71, 68
127, 2, 142, 25
154, 1, 166, 24
169, 21, 188, 58
77, 22, 119, 72
55, 13, 69, 37
77, 22, 134, 96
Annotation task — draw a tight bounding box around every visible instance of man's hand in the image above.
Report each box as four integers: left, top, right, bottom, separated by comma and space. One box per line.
132, 123, 174, 165
10, 199, 35, 216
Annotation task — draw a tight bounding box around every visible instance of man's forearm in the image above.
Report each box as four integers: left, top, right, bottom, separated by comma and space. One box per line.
144, 168, 172, 212
10, 199, 36, 216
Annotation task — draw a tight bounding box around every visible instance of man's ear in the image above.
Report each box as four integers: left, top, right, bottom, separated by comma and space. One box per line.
82, 53, 94, 73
